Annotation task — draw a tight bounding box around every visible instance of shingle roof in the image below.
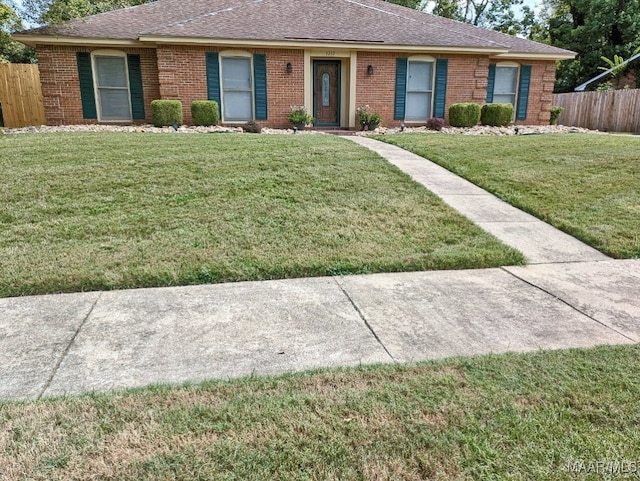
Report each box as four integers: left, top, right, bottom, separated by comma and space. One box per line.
18, 0, 574, 57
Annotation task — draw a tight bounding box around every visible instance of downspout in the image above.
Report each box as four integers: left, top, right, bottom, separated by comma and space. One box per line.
574, 51, 640, 91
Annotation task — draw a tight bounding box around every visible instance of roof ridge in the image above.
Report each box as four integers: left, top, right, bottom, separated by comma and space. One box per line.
141, 0, 265, 35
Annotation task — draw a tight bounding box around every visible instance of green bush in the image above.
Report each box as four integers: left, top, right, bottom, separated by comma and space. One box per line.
151, 100, 183, 127
448, 103, 480, 128
191, 100, 219, 126
481, 103, 514, 127
550, 106, 564, 125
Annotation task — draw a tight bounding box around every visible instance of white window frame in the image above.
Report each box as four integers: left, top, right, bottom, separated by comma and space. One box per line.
405, 55, 436, 123
219, 50, 255, 123
91, 50, 132, 123
493, 62, 520, 115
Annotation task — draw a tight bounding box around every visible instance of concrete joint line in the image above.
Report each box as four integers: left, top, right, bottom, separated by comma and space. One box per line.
334, 278, 396, 362
500, 267, 637, 343
38, 292, 103, 400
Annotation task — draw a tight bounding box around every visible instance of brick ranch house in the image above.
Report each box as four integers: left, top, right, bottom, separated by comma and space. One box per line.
14, 0, 574, 128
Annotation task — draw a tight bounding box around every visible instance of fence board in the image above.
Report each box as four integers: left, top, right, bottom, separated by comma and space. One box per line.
0, 64, 46, 128
554, 89, 640, 133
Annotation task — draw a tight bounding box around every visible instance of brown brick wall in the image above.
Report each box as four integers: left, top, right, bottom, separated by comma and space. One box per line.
36, 45, 159, 125
156, 46, 303, 127
36, 44, 555, 127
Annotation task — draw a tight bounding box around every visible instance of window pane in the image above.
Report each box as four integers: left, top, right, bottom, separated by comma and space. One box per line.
95, 56, 128, 88
98, 89, 131, 120
405, 92, 432, 121
493, 94, 516, 106
222, 57, 251, 90
223, 91, 252, 121
495, 67, 518, 94
407, 62, 433, 92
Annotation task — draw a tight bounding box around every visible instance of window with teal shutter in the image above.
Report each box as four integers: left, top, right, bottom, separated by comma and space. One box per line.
434, 58, 448, 118
76, 52, 97, 119
127, 54, 145, 120
516, 65, 532, 120
394, 58, 408, 120
253, 53, 268, 120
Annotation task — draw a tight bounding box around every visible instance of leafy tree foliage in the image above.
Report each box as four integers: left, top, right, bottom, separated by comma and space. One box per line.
20, 0, 153, 25
0, 1, 34, 63
423, 0, 538, 37
544, 0, 640, 92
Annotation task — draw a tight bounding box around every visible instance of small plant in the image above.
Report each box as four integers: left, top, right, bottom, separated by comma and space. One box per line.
356, 105, 382, 130
549, 106, 564, 125
481, 103, 513, 127
287, 105, 314, 127
426, 118, 444, 131
191, 100, 219, 126
243, 120, 262, 133
448, 103, 480, 128
151, 100, 183, 127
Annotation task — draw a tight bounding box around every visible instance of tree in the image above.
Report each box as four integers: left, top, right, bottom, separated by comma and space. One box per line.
20, 0, 154, 25
0, 1, 34, 63
545, 0, 640, 92
422, 0, 539, 37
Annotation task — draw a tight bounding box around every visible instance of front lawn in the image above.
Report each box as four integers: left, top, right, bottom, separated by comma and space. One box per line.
0, 133, 522, 297
376, 133, 640, 258
2, 344, 639, 480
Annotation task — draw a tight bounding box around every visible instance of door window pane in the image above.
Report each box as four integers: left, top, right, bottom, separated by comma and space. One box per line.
406, 61, 433, 121
94, 55, 131, 121
222, 56, 253, 121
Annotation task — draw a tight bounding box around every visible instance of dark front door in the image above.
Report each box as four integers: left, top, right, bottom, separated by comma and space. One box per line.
313, 60, 340, 126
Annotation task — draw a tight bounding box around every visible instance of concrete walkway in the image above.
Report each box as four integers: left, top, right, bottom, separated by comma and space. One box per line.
1, 138, 638, 402
348, 136, 609, 264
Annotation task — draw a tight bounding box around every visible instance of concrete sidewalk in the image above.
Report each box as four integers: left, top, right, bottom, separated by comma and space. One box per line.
1, 137, 637, 401
1, 260, 638, 401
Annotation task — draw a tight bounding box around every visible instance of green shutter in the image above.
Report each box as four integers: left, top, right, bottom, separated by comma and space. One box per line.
486, 63, 496, 103
127, 54, 145, 120
434, 58, 448, 118
253, 53, 268, 120
394, 57, 408, 120
516, 64, 532, 120
76, 52, 97, 119
205, 52, 221, 105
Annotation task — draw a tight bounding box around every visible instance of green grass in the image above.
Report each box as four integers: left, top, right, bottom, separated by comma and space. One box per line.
0, 133, 523, 298
376, 133, 640, 259
2, 344, 640, 480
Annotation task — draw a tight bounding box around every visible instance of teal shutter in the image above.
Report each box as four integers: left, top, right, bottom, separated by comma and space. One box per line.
516, 65, 532, 120
205, 52, 221, 105
76, 52, 97, 119
253, 53, 268, 120
394, 58, 408, 120
434, 58, 448, 118
127, 54, 145, 120
486, 63, 496, 103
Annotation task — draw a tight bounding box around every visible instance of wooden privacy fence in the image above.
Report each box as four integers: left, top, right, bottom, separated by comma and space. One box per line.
553, 89, 640, 133
0, 63, 46, 128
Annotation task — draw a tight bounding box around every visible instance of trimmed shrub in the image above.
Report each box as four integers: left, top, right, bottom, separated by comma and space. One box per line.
243, 120, 262, 133
550, 106, 564, 125
151, 100, 183, 127
426, 117, 444, 131
481, 103, 514, 127
448, 103, 480, 128
191, 100, 219, 126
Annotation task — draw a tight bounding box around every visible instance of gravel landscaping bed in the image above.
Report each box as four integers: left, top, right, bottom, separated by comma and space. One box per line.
1, 123, 598, 136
